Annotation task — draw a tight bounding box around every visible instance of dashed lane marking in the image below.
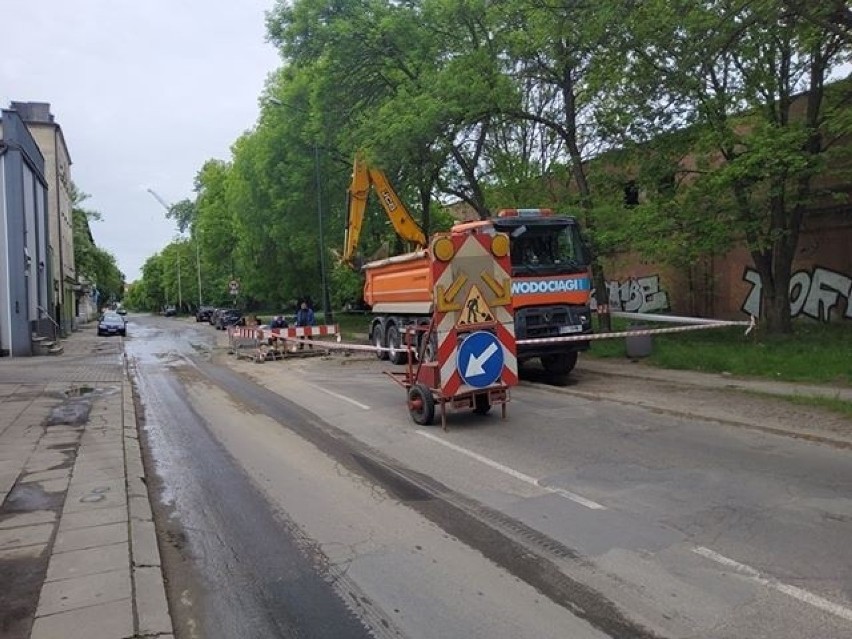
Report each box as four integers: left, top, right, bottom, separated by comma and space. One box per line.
416, 430, 606, 510
316, 386, 371, 410
692, 546, 852, 622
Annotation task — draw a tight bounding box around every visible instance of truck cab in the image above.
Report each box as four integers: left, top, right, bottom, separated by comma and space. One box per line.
489, 209, 593, 375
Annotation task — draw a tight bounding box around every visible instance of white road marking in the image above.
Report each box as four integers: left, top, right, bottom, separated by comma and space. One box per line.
692, 546, 852, 622
416, 430, 606, 510
315, 386, 371, 410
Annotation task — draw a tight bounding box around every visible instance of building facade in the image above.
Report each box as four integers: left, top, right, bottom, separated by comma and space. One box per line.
0, 109, 51, 356
10, 102, 76, 336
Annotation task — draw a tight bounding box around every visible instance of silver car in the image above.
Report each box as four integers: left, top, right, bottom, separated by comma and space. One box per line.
98, 312, 127, 337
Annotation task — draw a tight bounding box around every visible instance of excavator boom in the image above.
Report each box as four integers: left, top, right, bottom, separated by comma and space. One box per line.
343, 153, 426, 265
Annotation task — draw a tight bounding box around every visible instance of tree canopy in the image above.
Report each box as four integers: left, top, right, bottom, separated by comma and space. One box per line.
127, 0, 851, 331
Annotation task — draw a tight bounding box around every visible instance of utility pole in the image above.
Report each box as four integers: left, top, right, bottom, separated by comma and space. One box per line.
147, 188, 202, 309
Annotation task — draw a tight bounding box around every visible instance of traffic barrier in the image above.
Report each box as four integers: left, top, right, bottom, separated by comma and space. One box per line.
231, 324, 342, 362
266, 325, 340, 339
228, 315, 755, 359
227, 326, 261, 360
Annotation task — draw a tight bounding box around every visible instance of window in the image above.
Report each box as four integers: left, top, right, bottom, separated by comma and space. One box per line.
624, 180, 640, 207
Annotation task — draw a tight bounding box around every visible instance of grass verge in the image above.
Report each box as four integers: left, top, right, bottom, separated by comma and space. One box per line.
587, 319, 851, 387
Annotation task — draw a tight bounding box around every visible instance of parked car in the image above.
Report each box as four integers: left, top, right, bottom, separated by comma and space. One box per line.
98, 312, 127, 337
163, 305, 177, 317
216, 309, 245, 330
116, 307, 127, 316
195, 306, 215, 322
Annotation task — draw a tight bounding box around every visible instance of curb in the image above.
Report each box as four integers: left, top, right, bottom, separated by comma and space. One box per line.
124, 373, 174, 637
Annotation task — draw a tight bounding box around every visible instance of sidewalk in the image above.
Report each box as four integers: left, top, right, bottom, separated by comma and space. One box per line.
578, 358, 852, 402
0, 325, 172, 639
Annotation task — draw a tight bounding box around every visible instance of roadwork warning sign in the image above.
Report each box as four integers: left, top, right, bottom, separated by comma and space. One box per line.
457, 285, 494, 326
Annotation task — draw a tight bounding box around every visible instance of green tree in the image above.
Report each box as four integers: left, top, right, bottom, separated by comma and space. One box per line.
71, 185, 125, 306
604, 0, 852, 332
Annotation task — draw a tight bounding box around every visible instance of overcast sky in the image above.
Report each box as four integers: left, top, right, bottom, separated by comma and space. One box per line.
1, 0, 281, 282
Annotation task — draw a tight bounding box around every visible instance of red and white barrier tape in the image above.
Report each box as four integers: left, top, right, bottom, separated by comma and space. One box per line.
244, 315, 756, 355
516, 316, 755, 346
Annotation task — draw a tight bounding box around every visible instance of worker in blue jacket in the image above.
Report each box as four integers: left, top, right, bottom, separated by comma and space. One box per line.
295, 301, 315, 350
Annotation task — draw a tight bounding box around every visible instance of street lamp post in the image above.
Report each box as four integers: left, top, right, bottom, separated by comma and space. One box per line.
313, 141, 333, 324
194, 232, 202, 308
269, 98, 333, 323
176, 245, 182, 312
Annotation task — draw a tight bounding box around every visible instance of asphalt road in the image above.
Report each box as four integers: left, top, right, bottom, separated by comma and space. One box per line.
126, 313, 852, 639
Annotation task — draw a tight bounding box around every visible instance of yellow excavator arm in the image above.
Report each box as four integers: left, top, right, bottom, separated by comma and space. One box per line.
343, 153, 427, 265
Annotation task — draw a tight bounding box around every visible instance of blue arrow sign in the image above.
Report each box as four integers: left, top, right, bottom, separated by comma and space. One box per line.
457, 331, 504, 388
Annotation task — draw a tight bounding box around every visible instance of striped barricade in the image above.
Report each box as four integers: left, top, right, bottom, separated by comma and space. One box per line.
228, 326, 262, 360
257, 324, 340, 360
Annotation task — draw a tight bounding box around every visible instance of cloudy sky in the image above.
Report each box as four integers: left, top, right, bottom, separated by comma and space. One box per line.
1, 0, 281, 282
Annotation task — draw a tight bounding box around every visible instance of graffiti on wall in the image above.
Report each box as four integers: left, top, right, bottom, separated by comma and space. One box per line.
742, 266, 852, 322
606, 275, 670, 313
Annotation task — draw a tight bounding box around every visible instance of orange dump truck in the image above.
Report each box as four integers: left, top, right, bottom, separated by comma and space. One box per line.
365, 209, 594, 379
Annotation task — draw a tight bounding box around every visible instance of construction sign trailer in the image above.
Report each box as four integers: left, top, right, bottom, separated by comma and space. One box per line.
386, 231, 518, 429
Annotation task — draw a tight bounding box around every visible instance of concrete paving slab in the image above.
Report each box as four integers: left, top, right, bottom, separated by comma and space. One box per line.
41, 425, 84, 435
134, 565, 173, 635
53, 522, 127, 553
77, 442, 123, 453
19, 477, 70, 493
35, 567, 131, 616
0, 523, 55, 550
68, 466, 124, 483
70, 459, 123, 474
66, 477, 125, 497
0, 543, 47, 561
0, 471, 18, 501
46, 541, 129, 582
130, 519, 161, 567
128, 495, 152, 522
19, 468, 72, 483
127, 475, 147, 499
30, 597, 133, 639
24, 455, 73, 474
59, 505, 127, 532
74, 452, 124, 466
39, 436, 80, 446
62, 487, 126, 514
0, 510, 57, 530
0, 446, 38, 462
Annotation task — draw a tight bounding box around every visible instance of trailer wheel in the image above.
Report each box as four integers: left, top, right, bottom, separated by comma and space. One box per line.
408, 383, 435, 425
473, 393, 491, 415
372, 324, 388, 361
386, 324, 408, 365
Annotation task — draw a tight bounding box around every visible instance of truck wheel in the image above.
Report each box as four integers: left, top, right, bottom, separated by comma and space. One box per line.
473, 393, 491, 415
372, 324, 388, 360
386, 324, 408, 365
418, 332, 438, 362
408, 383, 435, 425
541, 352, 578, 376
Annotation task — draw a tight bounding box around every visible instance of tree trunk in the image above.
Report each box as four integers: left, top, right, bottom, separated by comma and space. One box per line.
752, 247, 794, 334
